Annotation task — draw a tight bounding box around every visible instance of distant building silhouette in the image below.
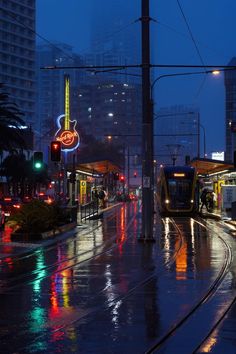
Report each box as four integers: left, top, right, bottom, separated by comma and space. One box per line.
155, 105, 199, 167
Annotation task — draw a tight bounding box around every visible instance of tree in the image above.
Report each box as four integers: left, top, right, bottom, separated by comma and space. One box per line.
1, 152, 50, 198
0, 83, 27, 151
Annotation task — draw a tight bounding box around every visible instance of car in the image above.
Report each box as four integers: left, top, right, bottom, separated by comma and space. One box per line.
0, 197, 22, 218
37, 193, 54, 205
0, 205, 5, 230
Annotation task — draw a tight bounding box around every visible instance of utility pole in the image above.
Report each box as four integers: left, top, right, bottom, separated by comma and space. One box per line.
139, 0, 154, 241
71, 153, 76, 205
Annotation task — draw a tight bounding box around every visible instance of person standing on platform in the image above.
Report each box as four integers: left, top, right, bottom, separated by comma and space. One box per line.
98, 187, 108, 209
200, 188, 209, 212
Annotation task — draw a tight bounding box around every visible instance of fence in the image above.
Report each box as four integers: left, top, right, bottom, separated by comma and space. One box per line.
79, 200, 99, 222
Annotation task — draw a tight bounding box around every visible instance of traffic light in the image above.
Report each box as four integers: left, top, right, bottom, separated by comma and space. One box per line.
51, 141, 61, 162
33, 151, 43, 171
120, 175, 125, 182
133, 171, 137, 178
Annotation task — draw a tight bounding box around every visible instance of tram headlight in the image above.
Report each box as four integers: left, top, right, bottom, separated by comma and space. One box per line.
165, 199, 170, 204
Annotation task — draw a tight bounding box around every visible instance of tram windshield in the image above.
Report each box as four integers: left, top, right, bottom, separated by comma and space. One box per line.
167, 179, 192, 205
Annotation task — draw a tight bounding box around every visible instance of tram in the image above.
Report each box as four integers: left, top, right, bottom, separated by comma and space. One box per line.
156, 165, 198, 216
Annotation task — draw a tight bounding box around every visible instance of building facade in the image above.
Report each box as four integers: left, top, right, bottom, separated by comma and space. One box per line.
224, 57, 236, 162
0, 0, 36, 129
77, 78, 142, 187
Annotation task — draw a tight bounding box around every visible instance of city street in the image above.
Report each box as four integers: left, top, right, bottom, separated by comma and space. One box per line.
0, 202, 235, 353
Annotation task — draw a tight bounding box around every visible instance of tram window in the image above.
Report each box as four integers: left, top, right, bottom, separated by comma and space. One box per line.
168, 179, 192, 200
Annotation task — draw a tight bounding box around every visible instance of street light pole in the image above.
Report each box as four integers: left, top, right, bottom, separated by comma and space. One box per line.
200, 123, 206, 158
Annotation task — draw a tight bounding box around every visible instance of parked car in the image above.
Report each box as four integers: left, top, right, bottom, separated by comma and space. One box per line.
0, 197, 22, 218
0, 204, 5, 230
37, 193, 54, 205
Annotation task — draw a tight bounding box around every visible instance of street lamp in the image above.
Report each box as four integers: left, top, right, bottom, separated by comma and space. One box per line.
150, 70, 221, 107
151, 70, 219, 162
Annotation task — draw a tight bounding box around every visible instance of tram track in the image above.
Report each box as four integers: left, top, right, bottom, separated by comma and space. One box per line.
1, 213, 233, 354
0, 210, 188, 352
17, 217, 194, 353
0, 210, 130, 291
145, 217, 234, 354
0, 211, 183, 293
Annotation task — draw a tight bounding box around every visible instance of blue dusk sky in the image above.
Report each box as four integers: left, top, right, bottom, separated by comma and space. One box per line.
36, 0, 236, 156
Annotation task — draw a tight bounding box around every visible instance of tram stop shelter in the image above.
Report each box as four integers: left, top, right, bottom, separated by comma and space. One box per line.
190, 157, 234, 176
75, 159, 121, 175
190, 158, 235, 211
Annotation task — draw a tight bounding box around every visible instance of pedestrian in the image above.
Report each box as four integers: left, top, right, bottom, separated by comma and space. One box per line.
92, 188, 99, 201
200, 188, 209, 212
98, 187, 108, 208
212, 191, 217, 208
207, 191, 213, 211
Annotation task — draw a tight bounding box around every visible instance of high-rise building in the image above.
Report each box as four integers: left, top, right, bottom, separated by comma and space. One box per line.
154, 105, 199, 167
77, 78, 142, 182
224, 57, 236, 162
85, 1, 142, 187
0, 0, 36, 129
89, 1, 140, 69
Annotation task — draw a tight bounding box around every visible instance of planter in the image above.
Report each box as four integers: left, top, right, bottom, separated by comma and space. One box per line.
11, 222, 77, 242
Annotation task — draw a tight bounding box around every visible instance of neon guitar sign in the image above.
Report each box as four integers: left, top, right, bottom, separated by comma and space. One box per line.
55, 75, 80, 152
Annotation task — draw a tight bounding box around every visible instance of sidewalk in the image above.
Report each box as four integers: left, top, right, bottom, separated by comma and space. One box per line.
0, 202, 121, 260
200, 207, 236, 233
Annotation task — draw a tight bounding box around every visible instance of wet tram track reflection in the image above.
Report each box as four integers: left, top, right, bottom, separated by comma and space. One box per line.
147, 216, 236, 354
1, 210, 236, 353
18, 216, 235, 354
0, 206, 138, 291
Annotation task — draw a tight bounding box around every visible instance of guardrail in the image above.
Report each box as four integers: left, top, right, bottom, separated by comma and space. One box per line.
79, 200, 99, 221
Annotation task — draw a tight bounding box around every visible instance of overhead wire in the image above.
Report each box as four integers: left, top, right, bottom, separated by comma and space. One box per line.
176, 0, 208, 98
155, 20, 224, 59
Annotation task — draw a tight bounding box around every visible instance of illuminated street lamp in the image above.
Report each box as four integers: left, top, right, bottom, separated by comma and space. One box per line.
151, 70, 220, 161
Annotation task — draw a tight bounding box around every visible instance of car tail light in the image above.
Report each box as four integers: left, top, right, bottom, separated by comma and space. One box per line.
4, 197, 12, 202
13, 204, 21, 209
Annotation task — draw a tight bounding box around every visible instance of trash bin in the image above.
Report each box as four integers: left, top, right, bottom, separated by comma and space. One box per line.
231, 201, 236, 220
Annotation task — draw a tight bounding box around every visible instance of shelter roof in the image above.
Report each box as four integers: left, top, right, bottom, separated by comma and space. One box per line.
190, 158, 234, 175
75, 159, 121, 175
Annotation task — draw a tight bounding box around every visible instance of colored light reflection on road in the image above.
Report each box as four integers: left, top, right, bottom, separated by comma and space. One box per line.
199, 336, 217, 352
50, 274, 59, 317
33, 250, 46, 293
30, 307, 46, 333
1, 225, 12, 242
61, 269, 70, 308
49, 271, 77, 345
175, 241, 187, 280
117, 205, 126, 254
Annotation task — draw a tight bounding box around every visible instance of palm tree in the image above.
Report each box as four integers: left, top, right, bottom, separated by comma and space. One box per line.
0, 83, 27, 151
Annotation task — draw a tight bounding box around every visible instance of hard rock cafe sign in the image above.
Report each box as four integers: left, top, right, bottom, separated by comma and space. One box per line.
54, 75, 80, 152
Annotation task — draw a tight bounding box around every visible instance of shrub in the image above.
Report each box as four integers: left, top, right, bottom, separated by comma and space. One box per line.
9, 199, 71, 237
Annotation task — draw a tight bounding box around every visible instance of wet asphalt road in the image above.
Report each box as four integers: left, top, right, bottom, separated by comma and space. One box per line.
0, 202, 236, 353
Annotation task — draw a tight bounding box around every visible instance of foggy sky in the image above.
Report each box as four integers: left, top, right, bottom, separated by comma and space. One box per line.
36, 0, 236, 155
